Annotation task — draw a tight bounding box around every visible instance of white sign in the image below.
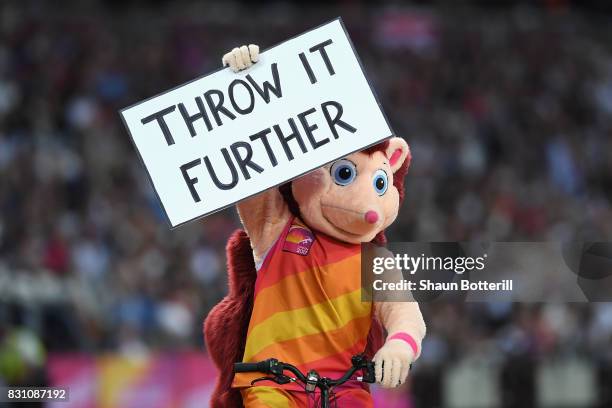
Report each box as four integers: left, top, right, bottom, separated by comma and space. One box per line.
120, 18, 393, 228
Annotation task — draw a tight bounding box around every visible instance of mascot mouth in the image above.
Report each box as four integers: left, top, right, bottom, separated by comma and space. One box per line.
320, 202, 379, 237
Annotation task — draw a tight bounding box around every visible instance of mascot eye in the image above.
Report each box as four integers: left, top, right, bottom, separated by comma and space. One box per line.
330, 160, 357, 186
373, 170, 388, 195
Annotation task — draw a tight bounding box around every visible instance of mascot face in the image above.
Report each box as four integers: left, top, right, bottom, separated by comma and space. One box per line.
292, 138, 410, 244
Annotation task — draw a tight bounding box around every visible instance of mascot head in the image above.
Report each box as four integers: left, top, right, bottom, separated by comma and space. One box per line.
280, 137, 411, 244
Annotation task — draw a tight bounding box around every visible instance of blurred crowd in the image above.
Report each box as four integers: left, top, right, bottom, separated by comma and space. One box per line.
0, 1, 612, 406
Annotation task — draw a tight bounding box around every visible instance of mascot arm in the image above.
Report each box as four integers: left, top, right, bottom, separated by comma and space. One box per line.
373, 301, 426, 388
237, 191, 290, 263
223, 45, 291, 262
372, 259, 426, 388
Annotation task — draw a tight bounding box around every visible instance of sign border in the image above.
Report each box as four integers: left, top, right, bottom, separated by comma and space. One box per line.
119, 16, 395, 229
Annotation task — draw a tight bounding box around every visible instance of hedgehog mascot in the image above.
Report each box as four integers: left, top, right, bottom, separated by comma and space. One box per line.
204, 44, 426, 408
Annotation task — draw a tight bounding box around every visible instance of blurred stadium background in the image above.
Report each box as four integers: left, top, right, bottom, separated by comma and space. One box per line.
1, 0, 612, 407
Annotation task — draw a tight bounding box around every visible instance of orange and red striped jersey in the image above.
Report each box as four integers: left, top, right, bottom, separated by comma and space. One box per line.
232, 216, 372, 390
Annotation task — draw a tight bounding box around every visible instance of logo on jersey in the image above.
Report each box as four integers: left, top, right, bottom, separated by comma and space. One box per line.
283, 225, 314, 256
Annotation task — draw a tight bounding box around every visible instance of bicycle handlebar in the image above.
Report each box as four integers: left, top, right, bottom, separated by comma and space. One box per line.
233, 354, 375, 386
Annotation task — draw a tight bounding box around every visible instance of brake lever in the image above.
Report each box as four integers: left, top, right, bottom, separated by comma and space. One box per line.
251, 375, 293, 386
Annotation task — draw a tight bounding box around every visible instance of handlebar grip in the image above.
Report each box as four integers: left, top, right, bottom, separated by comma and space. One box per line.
234, 360, 273, 373
361, 361, 376, 383
234, 362, 260, 373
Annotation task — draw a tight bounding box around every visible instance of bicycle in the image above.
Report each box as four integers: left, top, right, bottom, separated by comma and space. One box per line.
234, 353, 376, 408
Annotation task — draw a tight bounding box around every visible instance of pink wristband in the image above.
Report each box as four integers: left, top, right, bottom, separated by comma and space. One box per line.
388, 332, 419, 357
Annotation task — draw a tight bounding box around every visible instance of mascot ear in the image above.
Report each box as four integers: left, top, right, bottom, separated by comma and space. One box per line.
385, 137, 411, 173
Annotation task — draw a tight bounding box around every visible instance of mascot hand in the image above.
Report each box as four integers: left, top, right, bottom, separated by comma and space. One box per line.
222, 44, 259, 72
373, 338, 415, 388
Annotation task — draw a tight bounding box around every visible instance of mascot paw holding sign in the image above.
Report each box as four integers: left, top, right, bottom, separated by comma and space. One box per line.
205, 45, 426, 407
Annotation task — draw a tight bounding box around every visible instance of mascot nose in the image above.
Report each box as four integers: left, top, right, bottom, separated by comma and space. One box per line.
365, 210, 379, 224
